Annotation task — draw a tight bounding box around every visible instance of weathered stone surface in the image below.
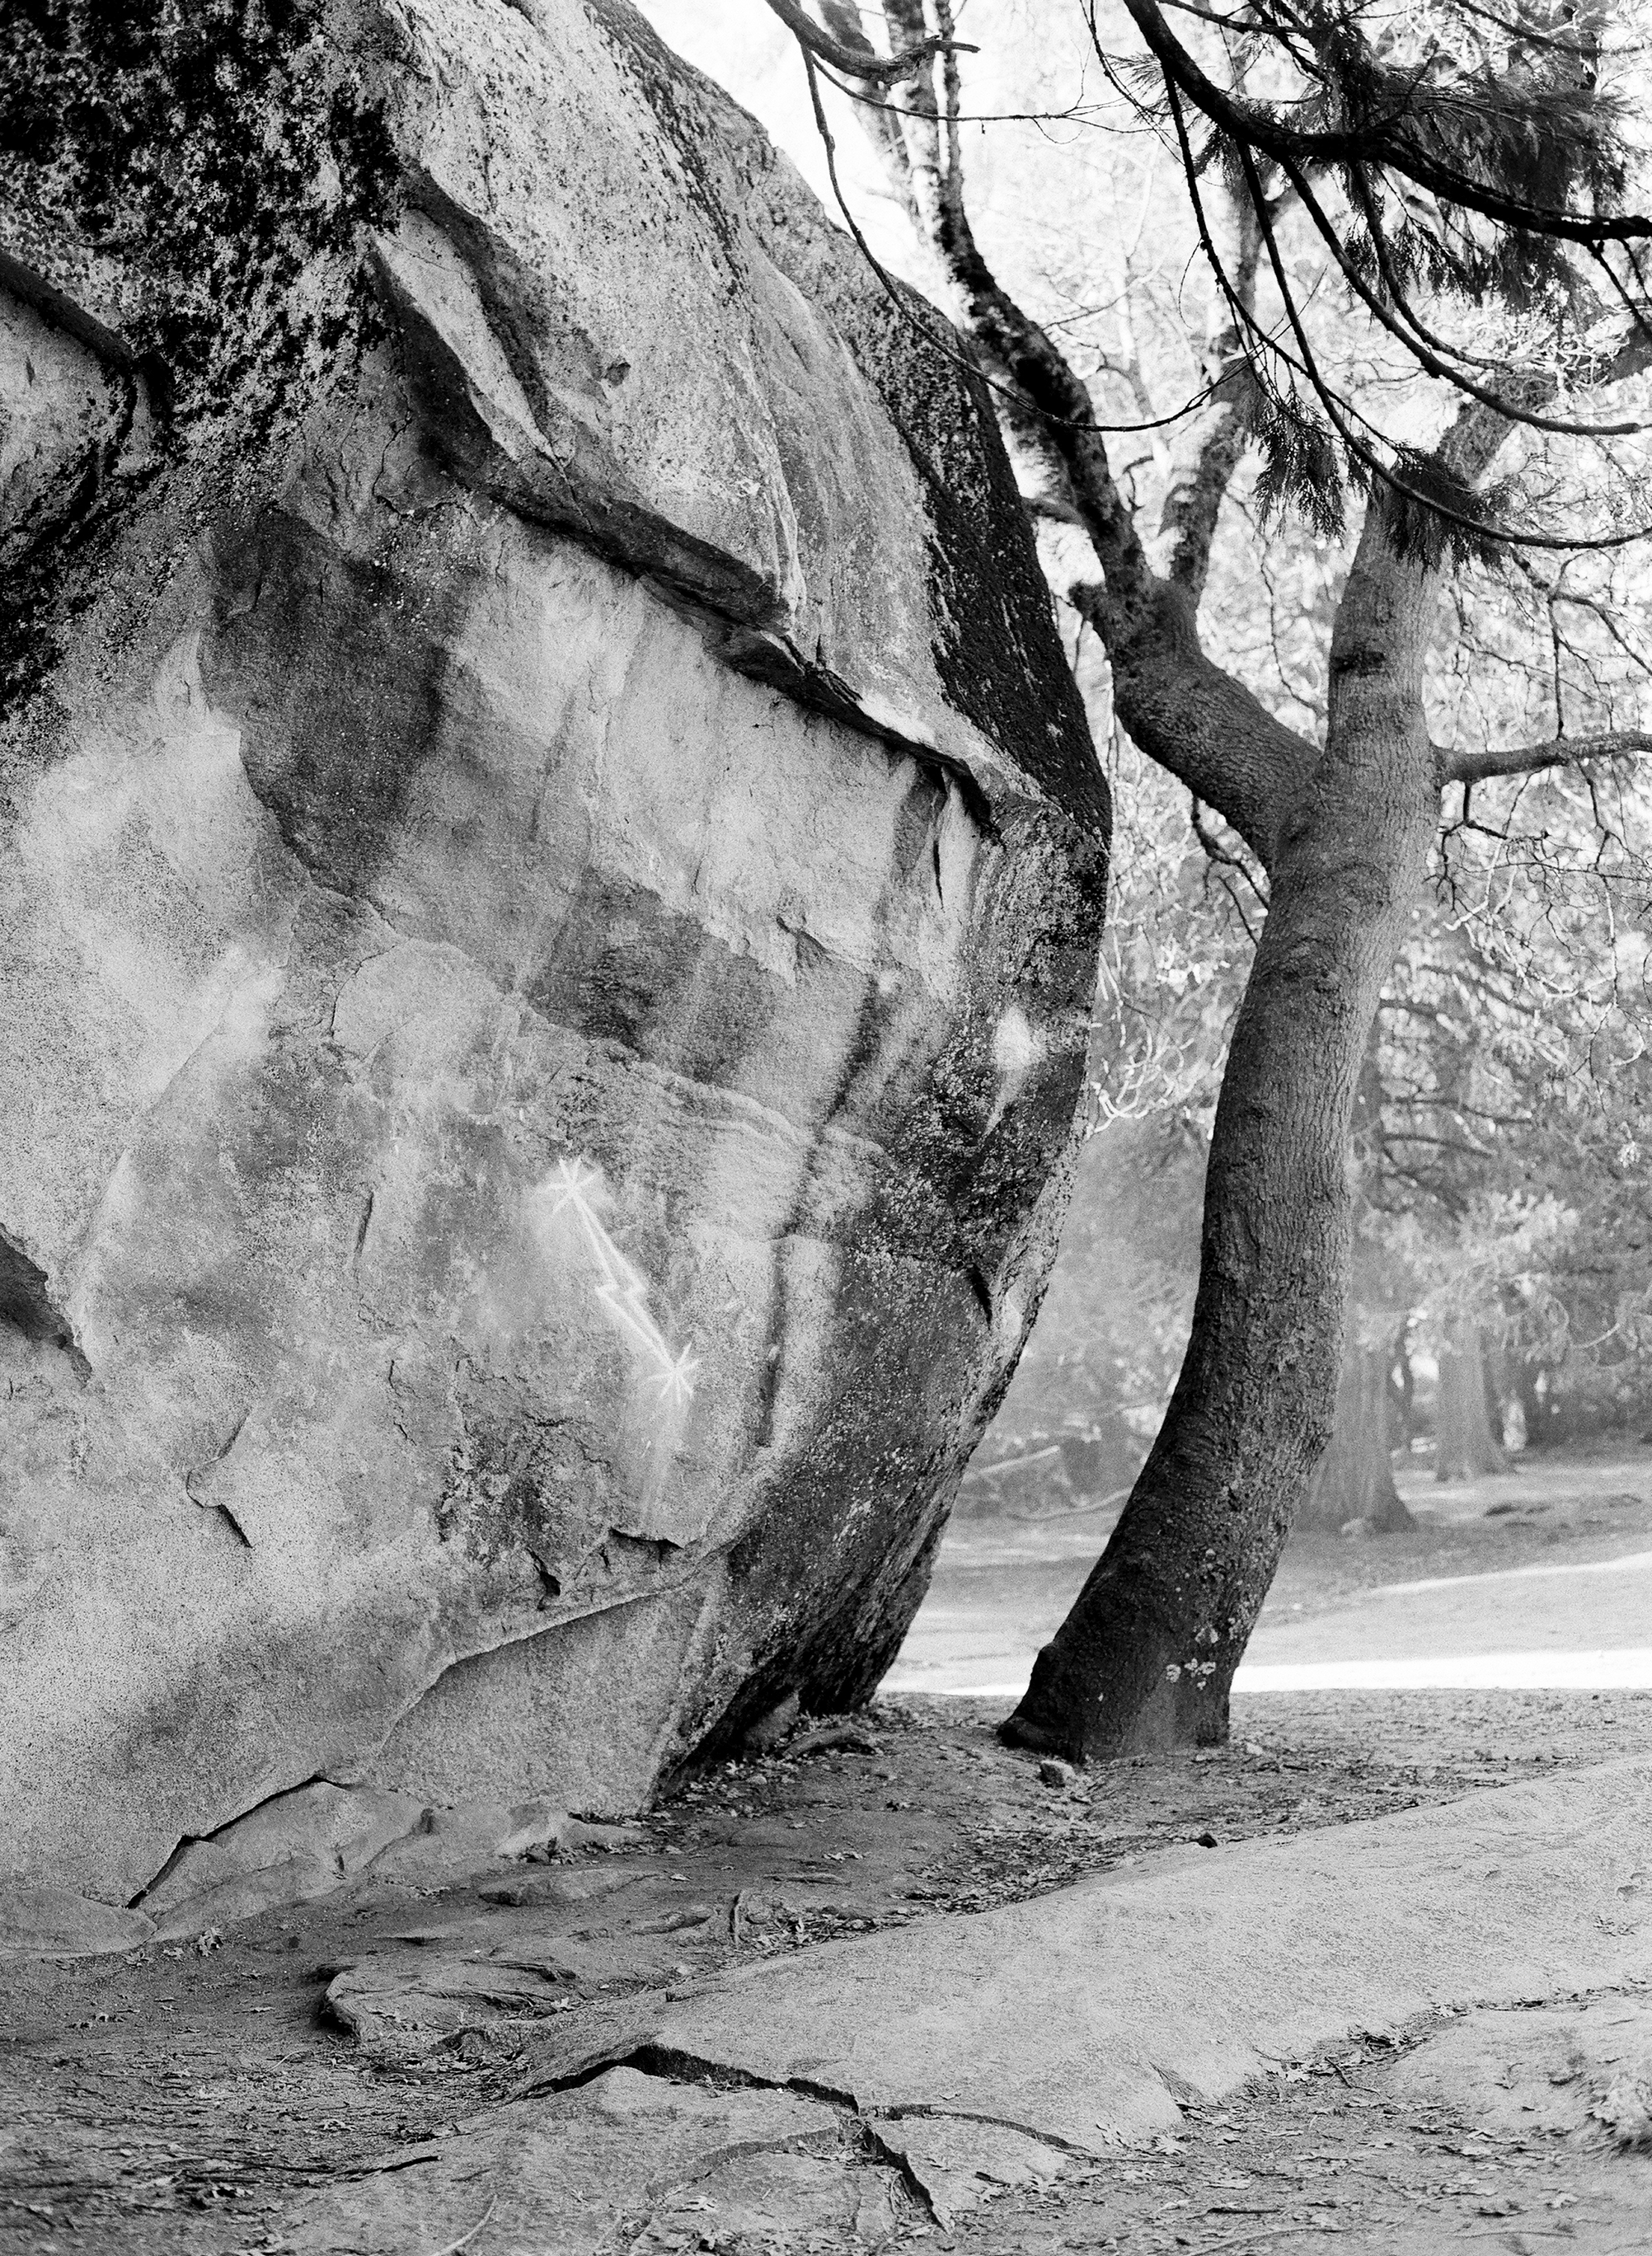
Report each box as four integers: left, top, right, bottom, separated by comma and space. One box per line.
0, 0, 1105, 1909
0, 1880, 154, 1959
1385, 1997, 1652, 2144
875, 2116, 1070, 2226
654, 1756, 1652, 2150
138, 1781, 423, 1919
279, 2067, 891, 2255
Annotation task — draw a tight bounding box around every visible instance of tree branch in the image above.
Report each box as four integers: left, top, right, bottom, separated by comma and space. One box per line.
1113, 0, 1652, 247
1158, 184, 1271, 600
1274, 150, 1652, 442
1072, 578, 1317, 869
1440, 729, 1652, 789
912, 0, 1148, 593
816, 1, 1320, 862
816, 4, 1326, 861
815, 0, 921, 228
759, 0, 971, 86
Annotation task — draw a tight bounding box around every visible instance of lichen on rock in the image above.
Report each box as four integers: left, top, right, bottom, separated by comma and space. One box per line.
0, 0, 1108, 1912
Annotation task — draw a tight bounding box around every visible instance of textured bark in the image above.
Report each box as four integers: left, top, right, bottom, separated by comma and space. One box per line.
763, 8, 1633, 1758
1006, 497, 1441, 1752
1298, 1335, 1413, 1533
832, 23, 1442, 1755
1002, 395, 1540, 1756
1435, 1317, 1510, 1481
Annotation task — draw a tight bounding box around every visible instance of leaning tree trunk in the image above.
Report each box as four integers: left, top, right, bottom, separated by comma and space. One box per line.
1296, 1333, 1415, 1533
812, 21, 1556, 1759
1004, 507, 1442, 1760
1434, 1315, 1509, 1479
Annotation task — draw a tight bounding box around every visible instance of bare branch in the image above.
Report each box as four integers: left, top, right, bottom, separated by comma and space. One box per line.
1441, 730, 1652, 790
1158, 185, 1269, 600
759, 0, 971, 86
815, 0, 922, 226
813, 1, 1321, 861
908, 0, 1148, 592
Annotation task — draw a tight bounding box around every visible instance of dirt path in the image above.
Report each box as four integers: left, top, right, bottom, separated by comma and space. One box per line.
890, 1445, 1652, 1697
6, 1689, 1652, 2253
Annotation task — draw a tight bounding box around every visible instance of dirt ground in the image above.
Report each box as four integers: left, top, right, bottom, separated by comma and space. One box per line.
926, 2001, 1652, 2255
894, 1443, 1652, 1697
6, 1676, 1652, 2254
8, 1448, 1652, 2252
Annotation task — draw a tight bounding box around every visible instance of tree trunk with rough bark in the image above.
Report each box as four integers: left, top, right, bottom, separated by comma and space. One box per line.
1004, 500, 1440, 1754
1297, 1333, 1413, 1533
1434, 1316, 1509, 1480
809, 5, 1644, 1758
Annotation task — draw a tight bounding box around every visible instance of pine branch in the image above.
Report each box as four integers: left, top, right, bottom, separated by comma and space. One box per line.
1114, 0, 1652, 249
1275, 151, 1652, 442
1441, 730, 1652, 788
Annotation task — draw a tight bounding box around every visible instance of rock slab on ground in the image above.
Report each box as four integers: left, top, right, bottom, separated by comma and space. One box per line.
656, 1752, 1652, 2148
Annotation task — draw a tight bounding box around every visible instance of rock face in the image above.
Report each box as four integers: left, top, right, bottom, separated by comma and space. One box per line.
0, 0, 1106, 1904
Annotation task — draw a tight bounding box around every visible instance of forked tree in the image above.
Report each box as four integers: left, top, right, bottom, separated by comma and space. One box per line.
763, 0, 1652, 1754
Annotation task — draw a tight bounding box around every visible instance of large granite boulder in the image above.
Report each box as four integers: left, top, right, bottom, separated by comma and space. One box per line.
0, 0, 1106, 1906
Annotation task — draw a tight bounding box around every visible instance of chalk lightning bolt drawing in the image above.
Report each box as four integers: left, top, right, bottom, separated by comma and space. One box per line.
540, 1158, 698, 1406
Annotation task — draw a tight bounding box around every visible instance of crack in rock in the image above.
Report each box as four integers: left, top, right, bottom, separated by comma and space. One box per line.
515, 2037, 1077, 2231
0, 1227, 90, 1377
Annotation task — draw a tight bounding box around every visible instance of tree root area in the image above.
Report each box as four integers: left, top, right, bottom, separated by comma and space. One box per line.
3, 1687, 1651, 2253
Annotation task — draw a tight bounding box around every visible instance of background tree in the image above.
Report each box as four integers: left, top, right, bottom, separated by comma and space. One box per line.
1375, 855, 1652, 1459
1295, 1033, 1417, 1531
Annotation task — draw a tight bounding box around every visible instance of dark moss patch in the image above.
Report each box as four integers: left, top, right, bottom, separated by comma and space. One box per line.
0, 0, 397, 716
801, 266, 1109, 850
0, 0, 395, 436
200, 514, 462, 900
525, 874, 786, 1093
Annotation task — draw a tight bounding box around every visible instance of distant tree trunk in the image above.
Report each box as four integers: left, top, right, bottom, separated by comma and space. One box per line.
1391, 1337, 1416, 1446
1514, 1356, 1561, 1448
1296, 1335, 1414, 1532
1434, 1316, 1508, 1480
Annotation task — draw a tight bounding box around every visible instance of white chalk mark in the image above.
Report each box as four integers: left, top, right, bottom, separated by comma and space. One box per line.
984, 1004, 1044, 1134
540, 1159, 697, 1405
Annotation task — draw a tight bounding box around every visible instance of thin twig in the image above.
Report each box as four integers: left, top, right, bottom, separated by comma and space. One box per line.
1190, 2222, 1349, 2254
421, 2194, 499, 2256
